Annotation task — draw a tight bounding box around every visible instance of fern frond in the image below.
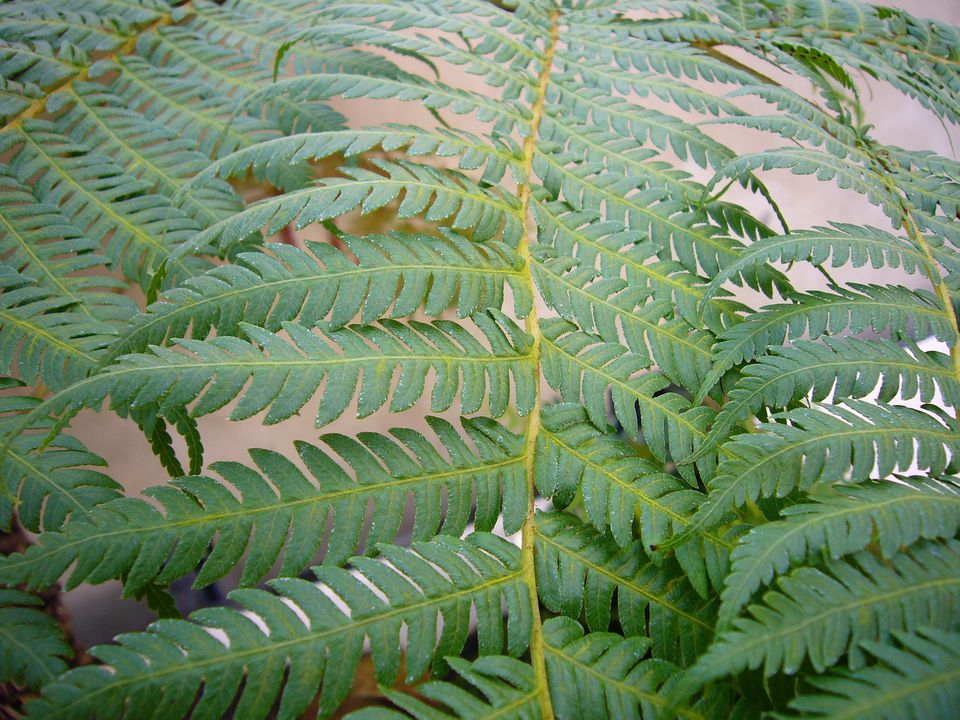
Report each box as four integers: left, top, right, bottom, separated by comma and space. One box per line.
785, 628, 960, 720
683, 401, 960, 537
693, 337, 960, 460
560, 30, 755, 85
536, 404, 736, 596
104, 55, 306, 167
0, 391, 120, 533
0, 588, 71, 690
535, 510, 714, 666
184, 159, 524, 258
540, 318, 718, 485
140, 26, 348, 135
193, 126, 525, 188
236, 70, 530, 138
41, 312, 535, 429
710, 147, 902, 224
2, 121, 210, 288
719, 477, 960, 629
346, 656, 539, 720
25, 534, 529, 720
0, 40, 82, 115
695, 284, 955, 402
107, 232, 530, 361
0, 268, 118, 388
700, 223, 954, 306
532, 254, 715, 393
287, 20, 536, 100
545, 84, 733, 170
672, 539, 960, 702
542, 616, 729, 720
533, 201, 746, 332
0, 416, 524, 591
0, 169, 136, 319
52, 82, 243, 226
0, 6, 128, 53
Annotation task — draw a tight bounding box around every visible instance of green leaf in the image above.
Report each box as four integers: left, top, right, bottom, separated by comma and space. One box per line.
0, 417, 525, 592
25, 534, 529, 720
785, 628, 960, 720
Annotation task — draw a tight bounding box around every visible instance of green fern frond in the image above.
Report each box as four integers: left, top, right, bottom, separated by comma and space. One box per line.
694, 283, 955, 402
52, 82, 244, 226
540, 318, 718, 485
103, 54, 306, 167
0, 268, 119, 388
107, 232, 530, 361
0, 416, 524, 591
194, 125, 524, 188
25, 533, 528, 720
346, 656, 540, 720
0, 6, 129, 53
700, 223, 955, 306
672, 539, 960, 703
184, 158, 524, 258
39, 312, 535, 429
543, 616, 729, 720
535, 510, 715, 666
0, 169, 136, 319
532, 254, 715, 393
2, 0, 959, 716
1, 120, 210, 288
140, 26, 348, 135
533, 201, 746, 332
785, 628, 960, 720
711, 147, 902, 223
0, 588, 71, 691
693, 337, 960, 460
718, 477, 960, 629
682, 401, 960, 537
536, 404, 736, 596
0, 391, 120, 533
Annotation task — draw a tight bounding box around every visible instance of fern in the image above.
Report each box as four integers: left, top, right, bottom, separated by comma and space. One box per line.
784, 628, 960, 719
0, 589, 72, 691
1, 0, 959, 718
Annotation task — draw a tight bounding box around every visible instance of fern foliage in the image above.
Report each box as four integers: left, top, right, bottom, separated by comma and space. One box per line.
1, 0, 959, 718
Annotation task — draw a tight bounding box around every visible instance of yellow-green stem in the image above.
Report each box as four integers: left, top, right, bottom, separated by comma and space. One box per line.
902, 211, 960, 418
517, 9, 560, 720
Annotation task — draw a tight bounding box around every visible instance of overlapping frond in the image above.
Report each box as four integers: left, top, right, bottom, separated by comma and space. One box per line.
543, 616, 729, 720
540, 318, 718, 484
681, 401, 960, 537
0, 389, 120, 533
0, 268, 119, 389
346, 656, 540, 720
693, 337, 960, 459
536, 404, 737, 596
695, 284, 955, 401
1, 121, 209, 289
672, 539, 960, 702
534, 510, 714, 666
718, 477, 960, 628
785, 628, 960, 720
